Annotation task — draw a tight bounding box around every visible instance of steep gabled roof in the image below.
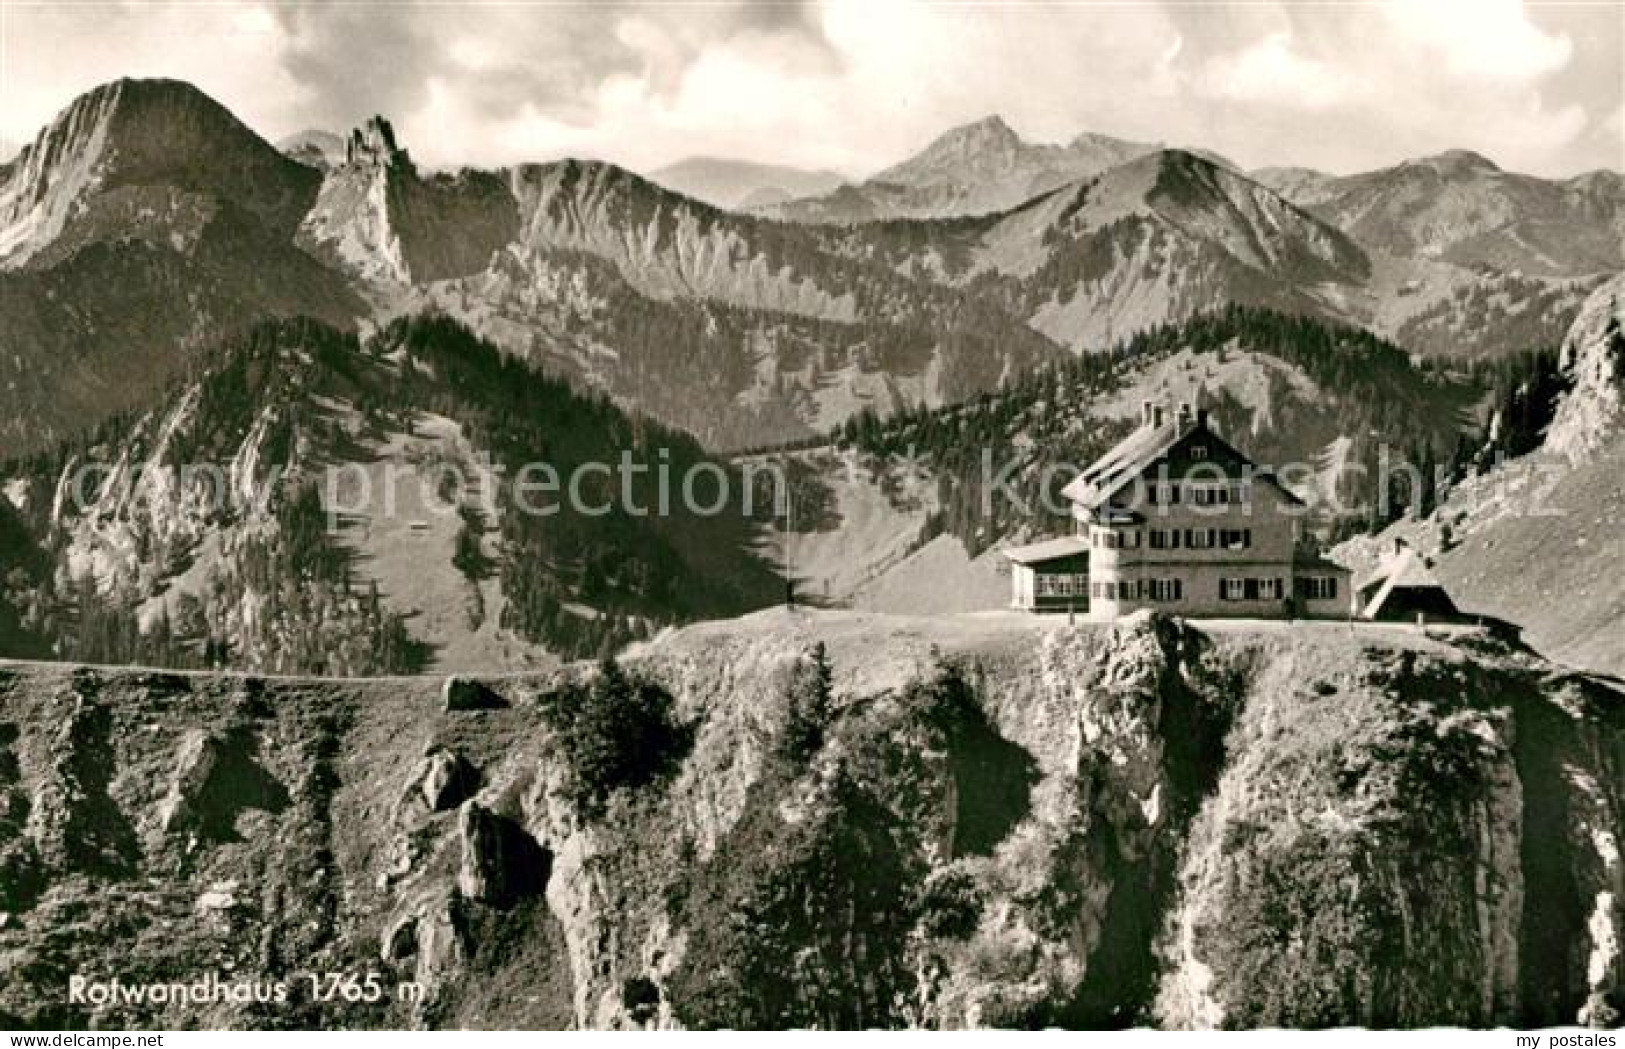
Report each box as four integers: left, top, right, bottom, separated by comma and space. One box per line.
1002, 535, 1090, 565
1060, 417, 1303, 513
1356, 546, 1442, 594
1060, 420, 1184, 510
1358, 547, 1458, 618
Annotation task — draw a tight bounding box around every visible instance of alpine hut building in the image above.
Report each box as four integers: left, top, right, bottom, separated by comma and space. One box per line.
1004, 400, 1350, 620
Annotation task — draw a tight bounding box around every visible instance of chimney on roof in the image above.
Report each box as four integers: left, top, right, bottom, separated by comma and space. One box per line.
1141, 399, 1154, 429
1393, 536, 1407, 557
1152, 404, 1166, 428
1177, 401, 1194, 431
1196, 407, 1209, 430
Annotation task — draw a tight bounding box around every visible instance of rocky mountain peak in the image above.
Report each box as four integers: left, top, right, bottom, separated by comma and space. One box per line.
0, 612, 1619, 1028
345, 115, 409, 170
1404, 149, 1502, 177
951, 113, 1021, 146
0, 77, 317, 266
873, 114, 1029, 186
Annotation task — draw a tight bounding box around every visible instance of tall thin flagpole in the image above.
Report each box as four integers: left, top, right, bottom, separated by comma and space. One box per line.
783, 459, 795, 608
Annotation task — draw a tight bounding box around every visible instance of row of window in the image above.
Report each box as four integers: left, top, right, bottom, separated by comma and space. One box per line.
1145, 481, 1252, 507
1034, 574, 1088, 597
1220, 578, 1285, 602
1151, 527, 1253, 551
1298, 576, 1339, 601
1094, 578, 1185, 602
1097, 527, 1255, 551
1079, 575, 1340, 604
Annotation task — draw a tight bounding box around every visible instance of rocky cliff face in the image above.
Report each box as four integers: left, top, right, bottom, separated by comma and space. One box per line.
967, 150, 1370, 350
1547, 273, 1625, 463
297, 117, 518, 286
387, 157, 1062, 450
0, 610, 1618, 1029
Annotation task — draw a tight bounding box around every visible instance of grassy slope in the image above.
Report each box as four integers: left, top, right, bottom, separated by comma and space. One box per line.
1339, 434, 1625, 678
1437, 438, 1625, 677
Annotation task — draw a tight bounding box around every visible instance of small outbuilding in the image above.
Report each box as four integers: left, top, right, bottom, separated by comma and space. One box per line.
1003, 536, 1090, 613
1356, 542, 1462, 623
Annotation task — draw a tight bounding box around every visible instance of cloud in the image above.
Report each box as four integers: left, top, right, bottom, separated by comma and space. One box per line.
1198, 31, 1361, 110
1, 0, 1616, 178
1156, 0, 1592, 174
2, 1, 305, 150
1380, 0, 1572, 83
269, 1, 830, 134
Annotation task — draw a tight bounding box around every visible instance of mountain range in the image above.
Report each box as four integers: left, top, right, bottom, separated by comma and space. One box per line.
1254, 150, 1625, 277
756, 115, 1176, 223
2, 79, 1620, 461
1, 76, 1623, 675
648, 156, 846, 210
772, 279, 1625, 680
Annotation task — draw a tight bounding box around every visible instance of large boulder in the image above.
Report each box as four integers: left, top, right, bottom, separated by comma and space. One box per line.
401, 746, 479, 816
456, 802, 550, 908
155, 730, 219, 834
442, 676, 507, 712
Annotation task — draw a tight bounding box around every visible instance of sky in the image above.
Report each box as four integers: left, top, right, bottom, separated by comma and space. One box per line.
1, 0, 1620, 179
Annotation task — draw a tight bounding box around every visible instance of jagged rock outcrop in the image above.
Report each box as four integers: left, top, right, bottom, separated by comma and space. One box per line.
1546, 273, 1625, 462
6, 77, 1622, 461
400, 747, 480, 816
21, 685, 134, 877
455, 802, 550, 908
297, 115, 518, 286
1347, 271, 1625, 677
